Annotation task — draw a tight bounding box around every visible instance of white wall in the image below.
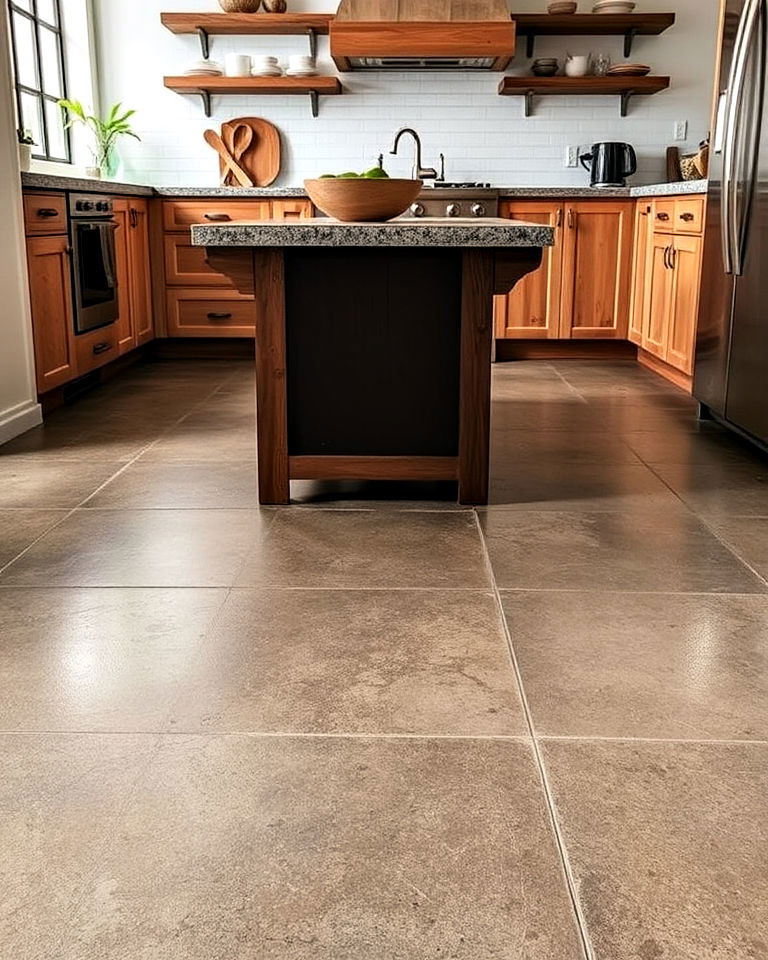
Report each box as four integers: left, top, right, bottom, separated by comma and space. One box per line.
94, 0, 719, 187
0, 2, 42, 444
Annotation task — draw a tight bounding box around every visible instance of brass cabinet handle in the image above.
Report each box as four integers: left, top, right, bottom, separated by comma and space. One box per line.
656, 212, 671, 221
567, 208, 575, 229
207, 312, 233, 320
556, 208, 563, 228
680, 212, 695, 222
37, 208, 59, 218
204, 213, 231, 221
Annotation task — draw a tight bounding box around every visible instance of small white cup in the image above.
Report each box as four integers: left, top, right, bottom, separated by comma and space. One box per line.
224, 54, 252, 77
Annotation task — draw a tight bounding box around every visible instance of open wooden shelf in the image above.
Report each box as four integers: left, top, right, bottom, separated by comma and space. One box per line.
510, 13, 675, 58
499, 75, 670, 117
160, 12, 335, 58
163, 75, 343, 118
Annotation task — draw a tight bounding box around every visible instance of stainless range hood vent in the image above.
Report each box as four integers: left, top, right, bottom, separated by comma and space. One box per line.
330, 0, 516, 72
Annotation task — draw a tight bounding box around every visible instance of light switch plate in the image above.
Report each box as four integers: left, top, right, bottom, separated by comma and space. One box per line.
565, 145, 580, 168
674, 120, 688, 141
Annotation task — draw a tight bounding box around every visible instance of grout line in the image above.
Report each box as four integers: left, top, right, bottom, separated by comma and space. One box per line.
538, 735, 768, 745
549, 369, 590, 405
472, 510, 596, 960
0, 730, 537, 740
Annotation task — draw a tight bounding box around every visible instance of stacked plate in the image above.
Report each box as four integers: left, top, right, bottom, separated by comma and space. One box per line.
183, 59, 223, 76
286, 54, 318, 77
252, 55, 283, 77
593, 0, 636, 12
607, 63, 651, 76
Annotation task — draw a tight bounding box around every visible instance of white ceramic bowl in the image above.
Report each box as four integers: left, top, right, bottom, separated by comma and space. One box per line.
593, 1, 636, 12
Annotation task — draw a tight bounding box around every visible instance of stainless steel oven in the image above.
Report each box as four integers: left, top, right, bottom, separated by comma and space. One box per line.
68, 193, 119, 334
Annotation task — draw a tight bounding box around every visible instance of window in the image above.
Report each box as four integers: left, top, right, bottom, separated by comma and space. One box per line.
8, 0, 71, 162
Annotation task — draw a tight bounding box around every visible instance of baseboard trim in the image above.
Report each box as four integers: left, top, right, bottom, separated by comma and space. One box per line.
637, 349, 692, 393
0, 399, 43, 445
495, 339, 637, 361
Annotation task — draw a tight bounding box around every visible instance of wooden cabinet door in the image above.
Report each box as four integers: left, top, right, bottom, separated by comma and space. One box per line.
560, 200, 634, 339
494, 201, 563, 339
113, 199, 135, 355
128, 199, 154, 346
26, 235, 77, 393
628, 202, 652, 345
641, 233, 675, 360
270, 200, 313, 220
666, 234, 703, 375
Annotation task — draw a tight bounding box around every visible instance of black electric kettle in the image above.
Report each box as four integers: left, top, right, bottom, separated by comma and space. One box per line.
580, 142, 637, 187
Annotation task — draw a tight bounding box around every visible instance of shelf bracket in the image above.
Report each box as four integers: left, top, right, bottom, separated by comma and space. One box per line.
309, 90, 319, 118
525, 89, 534, 118
525, 32, 536, 59
200, 90, 212, 118
196, 26, 210, 60
620, 90, 634, 118
307, 27, 318, 60
623, 27, 638, 58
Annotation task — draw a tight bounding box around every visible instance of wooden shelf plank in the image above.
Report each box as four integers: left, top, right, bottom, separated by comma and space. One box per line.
510, 12, 675, 57
498, 75, 670, 117
164, 75, 342, 118
160, 12, 334, 37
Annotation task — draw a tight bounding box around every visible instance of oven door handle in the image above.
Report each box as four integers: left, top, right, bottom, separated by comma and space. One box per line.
98, 222, 118, 292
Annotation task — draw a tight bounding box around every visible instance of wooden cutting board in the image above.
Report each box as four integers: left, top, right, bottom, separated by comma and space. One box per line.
220, 117, 281, 188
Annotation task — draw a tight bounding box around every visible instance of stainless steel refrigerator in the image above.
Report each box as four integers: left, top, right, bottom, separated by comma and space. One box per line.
695, 0, 768, 448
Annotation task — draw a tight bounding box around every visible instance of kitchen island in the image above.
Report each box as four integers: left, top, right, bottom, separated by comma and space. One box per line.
194, 218, 553, 505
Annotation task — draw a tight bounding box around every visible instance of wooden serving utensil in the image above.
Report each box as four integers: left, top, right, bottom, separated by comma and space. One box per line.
225, 123, 254, 187
204, 129, 253, 188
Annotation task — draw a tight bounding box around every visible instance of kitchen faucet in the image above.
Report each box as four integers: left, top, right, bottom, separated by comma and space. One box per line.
389, 128, 438, 181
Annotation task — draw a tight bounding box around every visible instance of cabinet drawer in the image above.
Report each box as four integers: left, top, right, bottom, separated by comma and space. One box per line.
166, 289, 256, 338
24, 193, 67, 235
652, 200, 676, 233
164, 235, 234, 287
674, 197, 705, 234
163, 200, 271, 230
75, 323, 119, 375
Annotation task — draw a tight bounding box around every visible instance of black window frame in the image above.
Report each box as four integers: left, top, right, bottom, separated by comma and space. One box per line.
8, 0, 71, 163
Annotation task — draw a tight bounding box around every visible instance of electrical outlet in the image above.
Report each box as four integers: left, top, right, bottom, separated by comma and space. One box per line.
674, 120, 688, 141
565, 145, 580, 168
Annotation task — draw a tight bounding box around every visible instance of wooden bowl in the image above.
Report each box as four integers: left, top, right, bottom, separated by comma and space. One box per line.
304, 178, 423, 222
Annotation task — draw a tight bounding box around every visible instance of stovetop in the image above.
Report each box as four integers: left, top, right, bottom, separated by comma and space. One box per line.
429, 181, 493, 189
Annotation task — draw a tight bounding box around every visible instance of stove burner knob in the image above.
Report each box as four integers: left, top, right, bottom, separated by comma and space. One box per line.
446, 203, 461, 217
410, 202, 426, 218
471, 203, 487, 218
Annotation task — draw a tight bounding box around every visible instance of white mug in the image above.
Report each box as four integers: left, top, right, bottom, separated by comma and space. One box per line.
565, 54, 591, 77
224, 54, 252, 77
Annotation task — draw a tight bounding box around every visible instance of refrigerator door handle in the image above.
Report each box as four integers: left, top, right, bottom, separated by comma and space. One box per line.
726, 0, 763, 275
722, 0, 759, 275
734, 0, 766, 276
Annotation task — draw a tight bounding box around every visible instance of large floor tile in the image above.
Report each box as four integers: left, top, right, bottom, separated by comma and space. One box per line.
0, 509, 68, 568
479, 510, 767, 593
487, 462, 680, 511
624, 426, 767, 466
543, 740, 768, 960
69, 736, 583, 959
0, 459, 121, 508
140, 420, 257, 462
0, 733, 157, 956
503, 591, 768, 739
490, 430, 640, 465
236, 509, 491, 589
85, 461, 259, 509
0, 422, 156, 462
652, 461, 768, 518
710, 516, 768, 582
0, 588, 227, 731
173, 588, 525, 735
1, 509, 272, 587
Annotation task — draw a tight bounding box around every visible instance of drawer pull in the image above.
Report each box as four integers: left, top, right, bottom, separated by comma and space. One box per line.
656, 212, 670, 221
680, 212, 695, 222
37, 208, 60, 218
92, 342, 113, 355
207, 312, 233, 320
204, 213, 231, 221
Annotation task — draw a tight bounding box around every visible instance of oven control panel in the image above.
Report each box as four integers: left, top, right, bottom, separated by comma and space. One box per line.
69, 194, 115, 217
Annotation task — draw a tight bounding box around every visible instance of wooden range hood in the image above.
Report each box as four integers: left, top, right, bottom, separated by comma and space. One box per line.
330, 0, 516, 71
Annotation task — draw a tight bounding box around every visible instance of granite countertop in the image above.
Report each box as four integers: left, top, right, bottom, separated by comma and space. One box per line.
21, 171, 708, 201
191, 218, 555, 248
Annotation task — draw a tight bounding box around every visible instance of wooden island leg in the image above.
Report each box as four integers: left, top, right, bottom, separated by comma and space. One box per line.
253, 248, 289, 504
458, 250, 495, 505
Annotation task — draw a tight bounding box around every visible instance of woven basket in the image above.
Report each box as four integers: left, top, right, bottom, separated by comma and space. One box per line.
218, 0, 262, 12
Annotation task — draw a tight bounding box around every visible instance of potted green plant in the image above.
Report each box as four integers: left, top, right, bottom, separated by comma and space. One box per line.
57, 100, 140, 179
17, 129, 35, 172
